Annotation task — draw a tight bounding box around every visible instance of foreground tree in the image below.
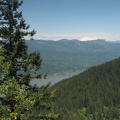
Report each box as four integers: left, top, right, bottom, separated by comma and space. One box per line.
0, 0, 59, 119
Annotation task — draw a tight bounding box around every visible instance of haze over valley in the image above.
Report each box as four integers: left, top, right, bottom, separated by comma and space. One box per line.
27, 39, 120, 85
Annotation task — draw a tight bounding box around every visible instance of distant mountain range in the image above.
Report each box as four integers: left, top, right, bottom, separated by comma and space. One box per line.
26, 39, 120, 75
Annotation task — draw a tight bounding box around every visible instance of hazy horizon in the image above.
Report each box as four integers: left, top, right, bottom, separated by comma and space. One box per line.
25, 38, 120, 42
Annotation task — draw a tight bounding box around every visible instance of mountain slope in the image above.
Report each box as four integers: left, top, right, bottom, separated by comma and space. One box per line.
51, 58, 120, 120
26, 39, 120, 75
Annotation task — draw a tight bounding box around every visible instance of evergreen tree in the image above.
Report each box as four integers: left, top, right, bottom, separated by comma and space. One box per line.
0, 0, 59, 119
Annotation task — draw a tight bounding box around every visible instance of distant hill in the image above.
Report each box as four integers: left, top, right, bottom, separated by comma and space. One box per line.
51, 58, 120, 120
26, 39, 120, 75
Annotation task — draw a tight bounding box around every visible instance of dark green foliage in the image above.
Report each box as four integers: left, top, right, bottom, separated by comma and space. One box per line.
51, 58, 120, 119
0, 0, 59, 119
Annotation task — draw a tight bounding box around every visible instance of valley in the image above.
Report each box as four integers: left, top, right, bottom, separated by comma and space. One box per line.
27, 39, 120, 85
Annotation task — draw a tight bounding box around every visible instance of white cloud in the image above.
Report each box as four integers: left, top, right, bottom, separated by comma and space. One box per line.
32, 33, 120, 41
80, 37, 98, 41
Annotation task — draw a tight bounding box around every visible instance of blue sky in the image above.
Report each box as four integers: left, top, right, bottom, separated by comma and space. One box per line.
21, 0, 120, 41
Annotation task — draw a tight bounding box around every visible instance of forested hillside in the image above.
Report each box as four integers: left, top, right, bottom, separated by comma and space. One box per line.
27, 39, 120, 75
51, 58, 120, 120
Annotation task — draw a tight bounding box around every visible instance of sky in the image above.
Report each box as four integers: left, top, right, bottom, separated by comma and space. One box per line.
20, 0, 120, 41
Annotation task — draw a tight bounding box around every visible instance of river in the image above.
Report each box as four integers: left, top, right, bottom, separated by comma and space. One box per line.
31, 70, 82, 86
